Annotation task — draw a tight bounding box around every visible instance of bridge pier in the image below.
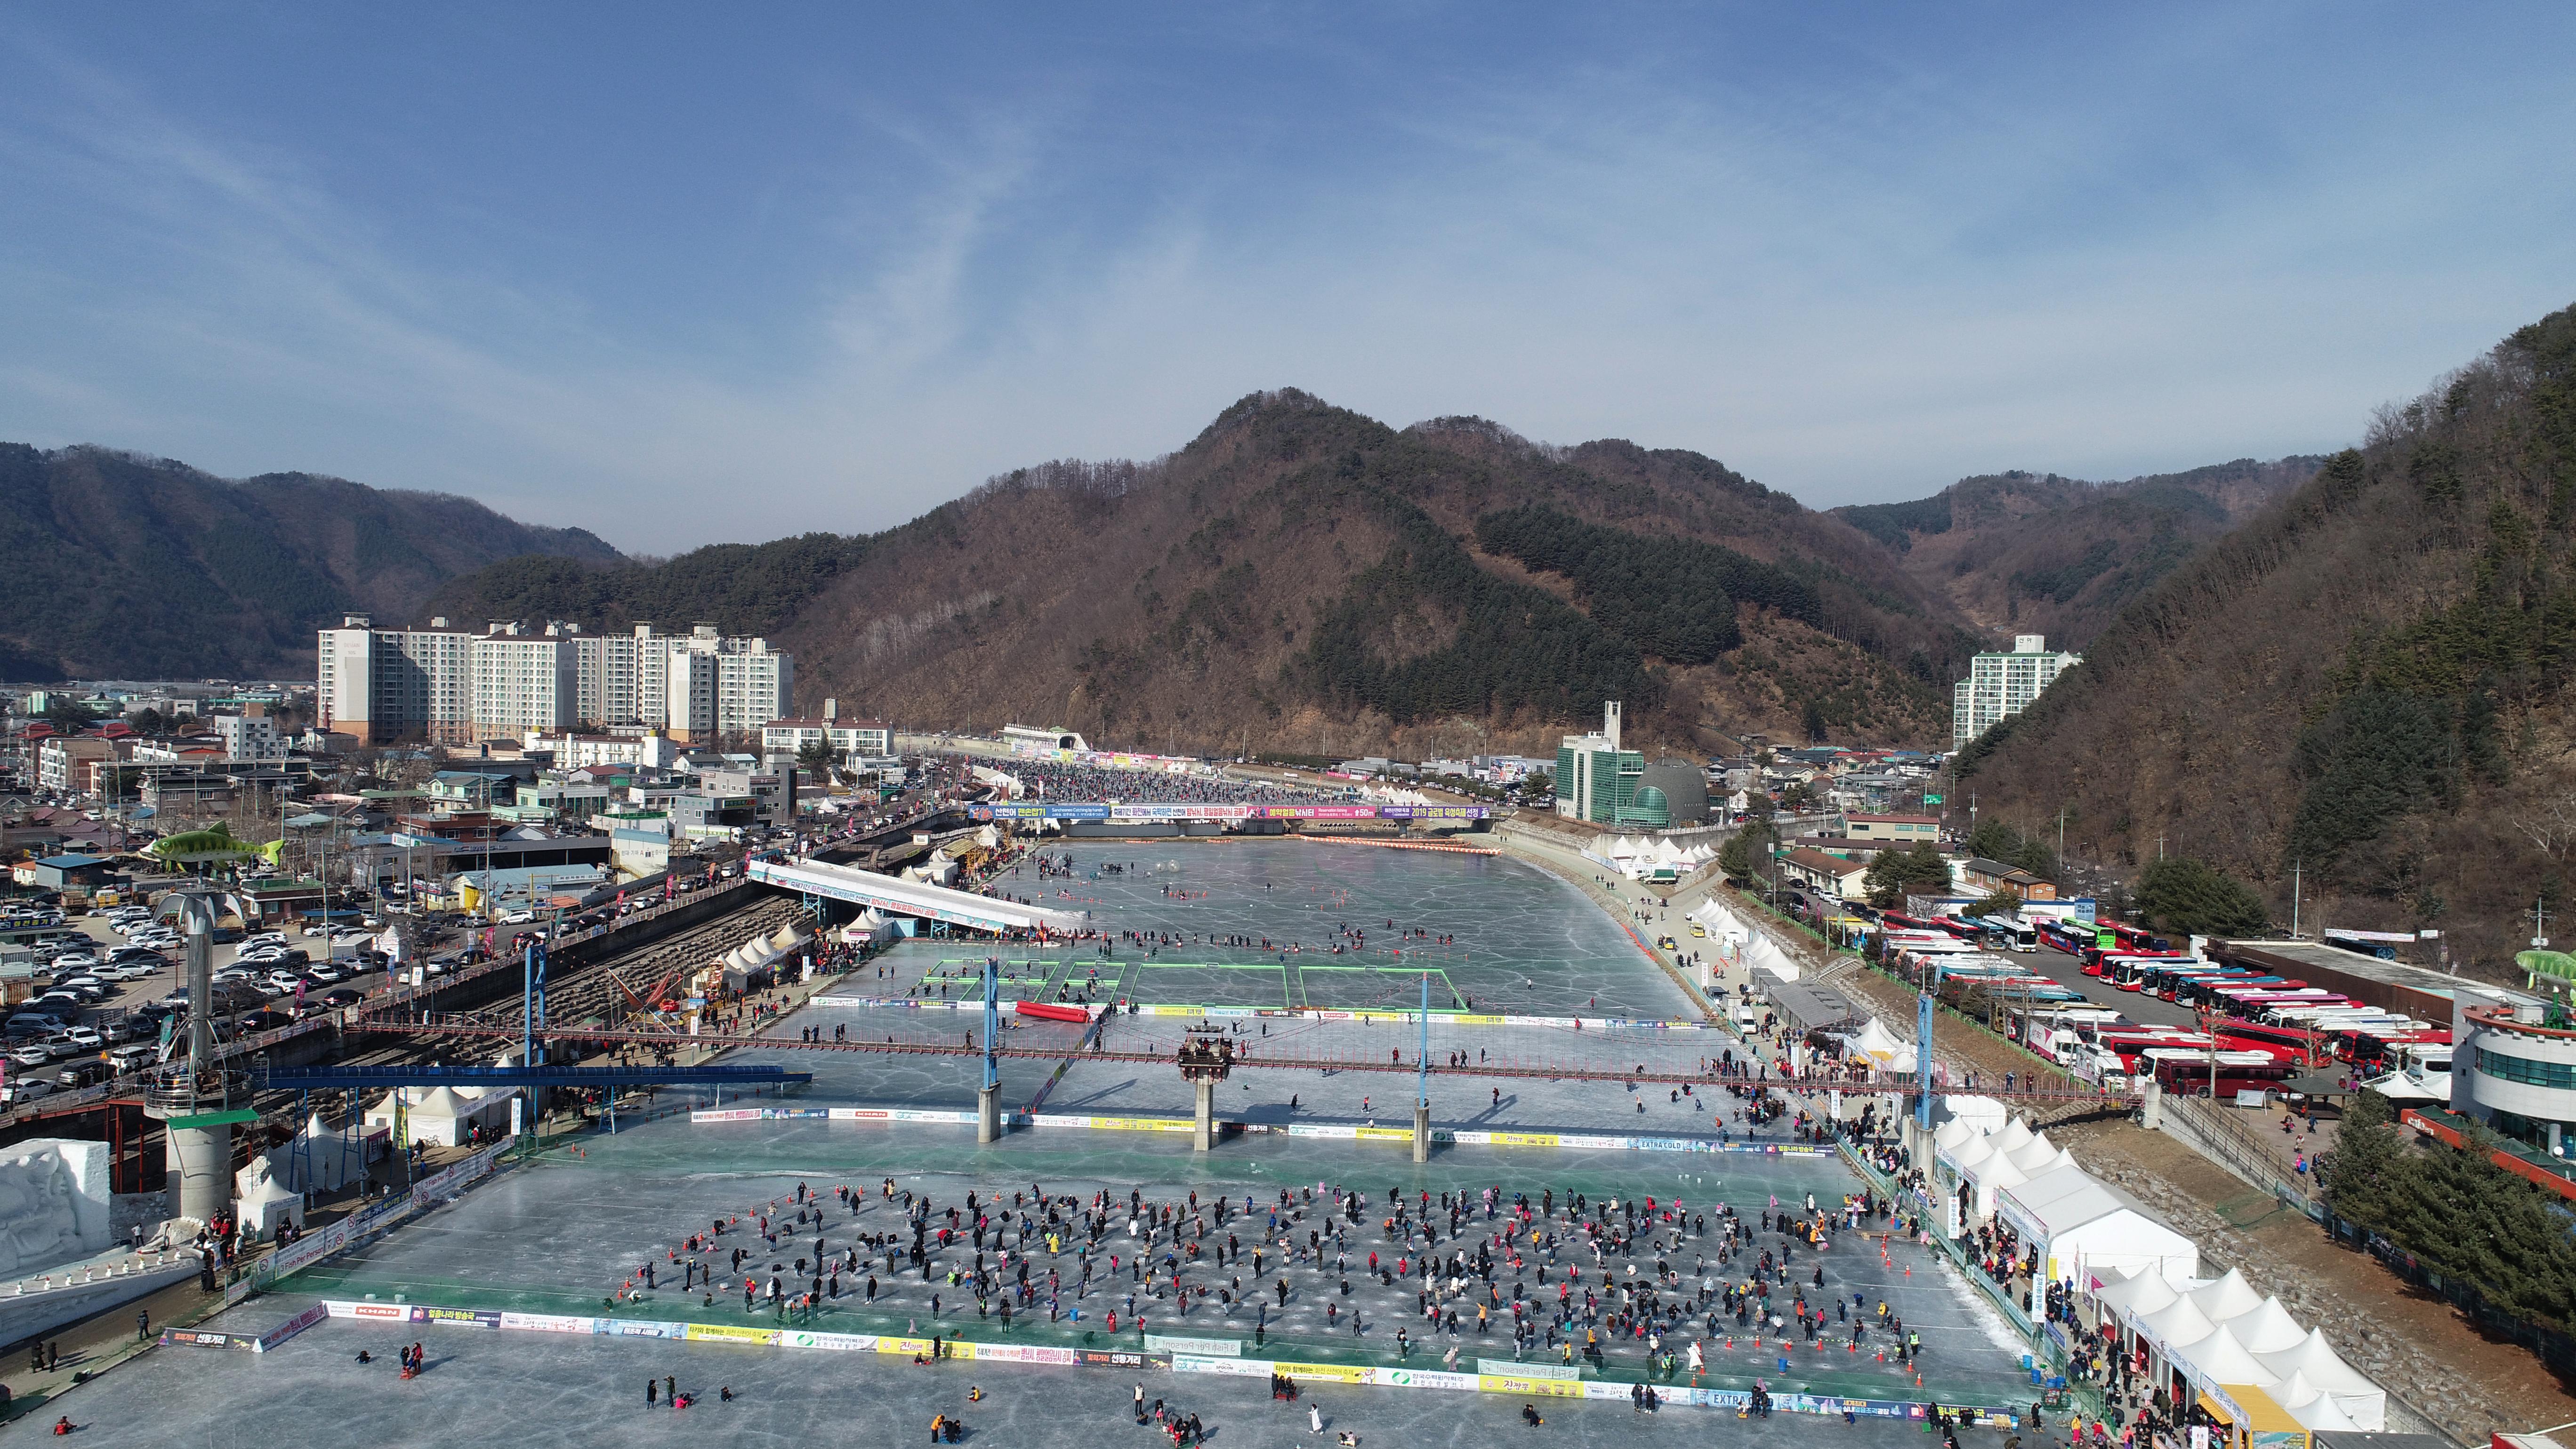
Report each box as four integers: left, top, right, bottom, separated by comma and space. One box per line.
978, 1084, 1001, 1144
1192, 1079, 1216, 1151
1413, 1102, 1430, 1162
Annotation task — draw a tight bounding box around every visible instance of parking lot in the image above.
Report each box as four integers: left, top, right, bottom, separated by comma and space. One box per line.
2, 902, 411, 1106
0, 799, 925, 1111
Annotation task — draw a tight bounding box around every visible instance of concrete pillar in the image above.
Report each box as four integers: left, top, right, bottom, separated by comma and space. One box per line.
977, 1085, 1001, 1144
1192, 1080, 1216, 1151
166, 1121, 233, 1224
2140, 1079, 2164, 1131
1413, 1103, 1431, 1163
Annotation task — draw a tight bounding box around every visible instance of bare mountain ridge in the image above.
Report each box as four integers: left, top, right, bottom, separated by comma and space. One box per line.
758, 390, 1989, 759
427, 391, 2324, 761
0, 443, 622, 681
1832, 456, 2324, 650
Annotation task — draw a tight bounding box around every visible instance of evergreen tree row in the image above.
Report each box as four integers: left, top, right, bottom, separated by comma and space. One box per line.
1473, 505, 1824, 663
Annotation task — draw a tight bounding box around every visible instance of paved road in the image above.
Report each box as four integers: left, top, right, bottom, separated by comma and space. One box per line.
2004, 943, 2199, 1028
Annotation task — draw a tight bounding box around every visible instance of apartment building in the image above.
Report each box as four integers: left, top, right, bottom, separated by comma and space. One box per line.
759, 711, 892, 762
36, 737, 114, 796
317, 615, 476, 745
661, 624, 792, 743
320, 617, 790, 744
211, 710, 285, 763
470, 624, 581, 739
1952, 634, 2082, 748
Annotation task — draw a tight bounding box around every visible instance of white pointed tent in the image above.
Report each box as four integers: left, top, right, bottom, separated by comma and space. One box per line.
2139, 1296, 2218, 1359
2287, 1389, 2360, 1432
2171, 1323, 2272, 1390
1851, 1018, 1916, 1072
2255, 1330, 2384, 1429
1968, 1153, 2031, 1218
2187, 1267, 2266, 1324
1940, 1095, 2010, 1137
2093, 1267, 2179, 1320
282, 1111, 369, 1193
1947, 1133, 2000, 1177
410, 1087, 474, 1146
234, 1153, 305, 1240
2006, 1134, 2069, 1174
2269, 1371, 2324, 1414
2015, 1144, 2080, 1179
1991, 1117, 2037, 1154
2225, 1297, 2308, 1353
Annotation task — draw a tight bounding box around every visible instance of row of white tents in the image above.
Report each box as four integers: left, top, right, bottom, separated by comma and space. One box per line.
1829, 1016, 1919, 1075
722, 921, 812, 976
2099, 1265, 2387, 1432
1687, 897, 1803, 982
361, 1051, 528, 1148
1587, 834, 1719, 881
1932, 1111, 2387, 1433
1936, 1111, 2200, 1290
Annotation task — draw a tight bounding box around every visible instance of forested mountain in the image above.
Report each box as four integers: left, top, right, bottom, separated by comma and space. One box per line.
422, 533, 870, 643
1960, 300, 2576, 975
0, 444, 622, 680
918, 401, 2011, 755
437, 397, 1987, 757
1834, 457, 2321, 650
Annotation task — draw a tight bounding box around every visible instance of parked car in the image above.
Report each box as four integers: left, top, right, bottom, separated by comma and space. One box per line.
0, 1079, 54, 1104
54, 1062, 109, 1089
320, 988, 364, 1008
107, 1044, 159, 1071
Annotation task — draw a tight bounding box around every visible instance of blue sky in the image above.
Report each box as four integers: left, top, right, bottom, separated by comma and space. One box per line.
2, 3, 2570, 554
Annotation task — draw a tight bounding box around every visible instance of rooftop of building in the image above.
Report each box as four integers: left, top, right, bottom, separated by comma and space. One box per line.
1959, 856, 2048, 882
1779, 846, 1867, 876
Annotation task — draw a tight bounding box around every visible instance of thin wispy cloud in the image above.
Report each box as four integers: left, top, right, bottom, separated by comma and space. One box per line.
0, 4, 2569, 552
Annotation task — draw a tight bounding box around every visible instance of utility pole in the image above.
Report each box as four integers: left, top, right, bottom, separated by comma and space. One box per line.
977, 956, 1000, 1143
1915, 952, 1942, 1131
2291, 861, 2302, 939
1414, 972, 1431, 1163
2205, 1000, 2219, 1104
